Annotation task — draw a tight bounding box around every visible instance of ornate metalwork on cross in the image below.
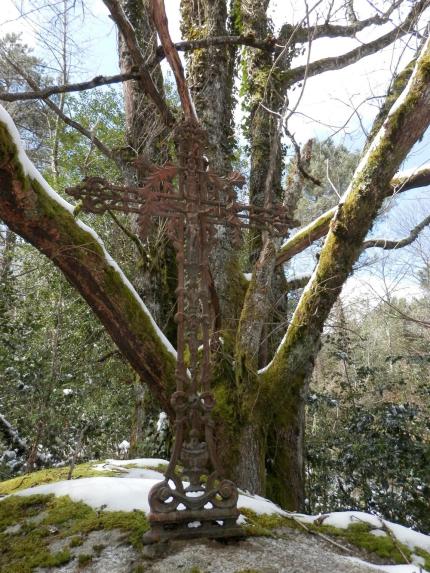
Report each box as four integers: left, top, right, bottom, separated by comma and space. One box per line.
66, 0, 298, 546
67, 119, 295, 543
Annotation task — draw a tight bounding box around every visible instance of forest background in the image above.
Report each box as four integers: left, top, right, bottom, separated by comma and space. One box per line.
0, 0, 429, 536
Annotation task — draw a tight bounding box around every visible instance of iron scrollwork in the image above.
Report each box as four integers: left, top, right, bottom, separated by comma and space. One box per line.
67, 119, 296, 542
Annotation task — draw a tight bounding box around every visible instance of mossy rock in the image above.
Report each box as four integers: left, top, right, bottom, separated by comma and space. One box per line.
0, 462, 118, 495
0, 493, 148, 572
240, 509, 430, 570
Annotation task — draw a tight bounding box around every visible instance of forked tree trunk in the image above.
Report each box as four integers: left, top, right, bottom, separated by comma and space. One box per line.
1, 0, 429, 513
258, 37, 430, 508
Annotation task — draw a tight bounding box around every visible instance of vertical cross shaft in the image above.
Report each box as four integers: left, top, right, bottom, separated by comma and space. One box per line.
66, 118, 295, 543
144, 120, 243, 542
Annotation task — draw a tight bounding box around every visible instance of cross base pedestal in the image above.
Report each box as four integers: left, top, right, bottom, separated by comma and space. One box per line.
142, 508, 246, 544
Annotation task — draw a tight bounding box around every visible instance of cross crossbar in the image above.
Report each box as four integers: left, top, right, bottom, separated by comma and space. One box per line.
66, 119, 295, 544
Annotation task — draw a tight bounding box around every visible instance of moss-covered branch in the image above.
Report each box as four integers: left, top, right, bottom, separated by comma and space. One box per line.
256, 37, 430, 508
276, 164, 430, 266
265, 36, 430, 384
0, 106, 176, 416
276, 207, 336, 266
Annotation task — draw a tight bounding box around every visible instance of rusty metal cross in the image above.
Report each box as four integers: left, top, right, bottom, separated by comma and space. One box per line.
67, 118, 294, 542
65, 0, 299, 545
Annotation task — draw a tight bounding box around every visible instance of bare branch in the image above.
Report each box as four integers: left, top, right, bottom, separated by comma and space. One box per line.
0, 72, 136, 102
285, 128, 322, 187
277, 207, 336, 266
1, 1, 426, 106
287, 0, 429, 85
150, 0, 196, 121
1, 51, 118, 164
284, 0, 404, 42
382, 298, 430, 328
103, 0, 175, 127
363, 213, 430, 250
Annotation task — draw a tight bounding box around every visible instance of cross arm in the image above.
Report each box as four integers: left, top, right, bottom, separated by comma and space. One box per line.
67, 173, 299, 236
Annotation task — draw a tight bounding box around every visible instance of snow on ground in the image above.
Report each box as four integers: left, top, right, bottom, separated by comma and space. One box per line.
92, 457, 168, 480
311, 511, 430, 555
8, 458, 430, 572
349, 558, 426, 573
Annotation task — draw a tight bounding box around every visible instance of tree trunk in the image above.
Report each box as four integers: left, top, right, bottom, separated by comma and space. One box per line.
118, 0, 177, 453
260, 36, 430, 509
0, 126, 177, 415
180, 0, 242, 328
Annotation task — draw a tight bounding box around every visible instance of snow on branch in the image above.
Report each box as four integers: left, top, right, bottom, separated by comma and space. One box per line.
276, 163, 430, 267
260, 35, 430, 379
0, 104, 176, 415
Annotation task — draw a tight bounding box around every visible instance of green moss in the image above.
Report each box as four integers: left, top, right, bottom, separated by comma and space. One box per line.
92, 543, 106, 555
230, 0, 243, 34
142, 463, 168, 474
314, 522, 412, 565
239, 509, 420, 567
0, 495, 72, 572
78, 553, 92, 566
239, 508, 297, 537
69, 535, 84, 547
0, 494, 49, 531
0, 462, 117, 495
0, 493, 148, 572
0, 121, 29, 191
66, 505, 149, 549
414, 547, 430, 570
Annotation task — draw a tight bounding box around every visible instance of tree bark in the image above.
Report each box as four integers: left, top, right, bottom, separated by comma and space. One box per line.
180, 0, 244, 331
0, 114, 176, 416
261, 37, 430, 509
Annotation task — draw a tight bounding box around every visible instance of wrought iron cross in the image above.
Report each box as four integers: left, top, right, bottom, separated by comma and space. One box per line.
67, 118, 294, 542
68, 0, 291, 543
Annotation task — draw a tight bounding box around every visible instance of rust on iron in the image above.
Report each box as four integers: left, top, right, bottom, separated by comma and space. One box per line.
67, 119, 296, 543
